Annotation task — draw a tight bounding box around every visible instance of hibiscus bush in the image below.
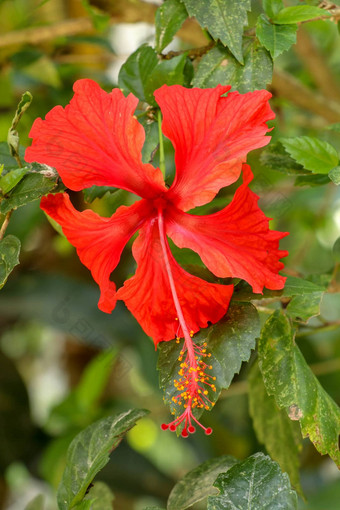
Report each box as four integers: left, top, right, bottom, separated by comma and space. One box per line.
1, 0, 340, 509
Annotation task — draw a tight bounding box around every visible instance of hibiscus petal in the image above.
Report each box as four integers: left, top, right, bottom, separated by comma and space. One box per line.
154, 85, 275, 211
41, 193, 153, 312
116, 219, 233, 346
166, 165, 288, 294
26, 79, 166, 198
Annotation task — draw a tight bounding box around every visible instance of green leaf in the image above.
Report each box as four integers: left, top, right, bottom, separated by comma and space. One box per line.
24, 494, 45, 510
260, 142, 307, 175
155, 0, 188, 53
0, 167, 27, 194
283, 275, 326, 296
0, 173, 57, 214
7, 91, 33, 161
286, 293, 324, 322
182, 0, 251, 63
81, 0, 110, 32
0, 142, 26, 170
168, 455, 237, 510
329, 166, 340, 185
57, 409, 149, 510
248, 363, 302, 492
256, 15, 297, 59
333, 237, 340, 263
145, 53, 188, 105
193, 42, 273, 93
118, 45, 158, 102
273, 6, 330, 24
258, 311, 340, 467
207, 453, 298, 509
294, 173, 330, 187
83, 185, 118, 203
158, 302, 260, 418
263, 0, 284, 19
83, 481, 114, 510
0, 235, 20, 289
281, 136, 339, 174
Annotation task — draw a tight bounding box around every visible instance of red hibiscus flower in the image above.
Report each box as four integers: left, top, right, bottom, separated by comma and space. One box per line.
25, 79, 287, 436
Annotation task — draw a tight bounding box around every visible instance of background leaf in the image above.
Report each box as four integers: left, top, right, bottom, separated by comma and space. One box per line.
281, 136, 339, 174
0, 173, 58, 214
118, 45, 158, 102
256, 15, 297, 59
155, 0, 188, 53
248, 363, 302, 492
263, 0, 284, 19
329, 166, 340, 185
207, 453, 298, 509
273, 6, 330, 24
0, 234, 20, 289
24, 494, 45, 510
167, 455, 237, 510
83, 481, 115, 510
182, 0, 251, 63
57, 409, 149, 510
258, 311, 340, 467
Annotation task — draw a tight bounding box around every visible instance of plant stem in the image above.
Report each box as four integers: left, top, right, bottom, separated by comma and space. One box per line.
0, 210, 13, 241
157, 109, 166, 178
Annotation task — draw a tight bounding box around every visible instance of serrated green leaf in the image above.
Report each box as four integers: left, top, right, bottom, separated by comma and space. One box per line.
294, 173, 330, 187
258, 311, 340, 467
145, 53, 188, 105
168, 455, 237, 510
193, 42, 273, 92
83, 481, 114, 510
0, 167, 27, 194
0, 173, 57, 214
183, 0, 251, 63
263, 0, 284, 19
283, 275, 326, 296
281, 136, 339, 174
286, 292, 323, 322
256, 15, 297, 59
83, 185, 118, 203
57, 409, 149, 510
158, 302, 259, 419
333, 237, 340, 263
329, 166, 340, 185
273, 5, 330, 24
155, 0, 188, 52
260, 142, 307, 175
248, 363, 302, 493
207, 453, 298, 510
118, 45, 158, 102
24, 494, 45, 510
0, 235, 20, 289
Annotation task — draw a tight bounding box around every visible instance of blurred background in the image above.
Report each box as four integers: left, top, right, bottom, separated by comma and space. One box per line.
0, 0, 340, 508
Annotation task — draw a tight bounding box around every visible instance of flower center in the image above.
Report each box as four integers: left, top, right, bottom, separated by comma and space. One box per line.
157, 209, 215, 437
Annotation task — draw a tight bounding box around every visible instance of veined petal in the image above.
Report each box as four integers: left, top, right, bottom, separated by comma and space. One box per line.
41, 193, 153, 312
166, 165, 288, 294
154, 85, 275, 211
26, 79, 166, 198
116, 219, 233, 346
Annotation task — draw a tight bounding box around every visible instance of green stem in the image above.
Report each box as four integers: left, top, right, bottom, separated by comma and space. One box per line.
157, 109, 165, 178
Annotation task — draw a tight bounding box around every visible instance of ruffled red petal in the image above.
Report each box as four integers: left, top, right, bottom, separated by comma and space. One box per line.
41, 193, 153, 312
116, 219, 233, 346
26, 79, 166, 198
154, 85, 275, 211
166, 165, 288, 294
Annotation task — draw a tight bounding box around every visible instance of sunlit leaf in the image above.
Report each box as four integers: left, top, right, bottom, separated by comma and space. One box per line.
207, 453, 298, 509
281, 136, 339, 174
0, 167, 27, 194
273, 5, 330, 24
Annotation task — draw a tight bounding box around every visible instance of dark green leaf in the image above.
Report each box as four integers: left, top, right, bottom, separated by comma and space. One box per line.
258, 311, 340, 467
168, 455, 237, 510
0, 173, 57, 214
333, 237, 340, 263
0, 167, 27, 194
182, 0, 251, 63
193, 42, 273, 92
158, 302, 259, 418
0, 235, 20, 289
0, 142, 26, 170
145, 53, 188, 105
286, 292, 324, 322
207, 453, 298, 509
283, 275, 326, 296
281, 136, 339, 174
24, 494, 45, 510
329, 166, 340, 185
260, 142, 307, 175
83, 481, 114, 510
256, 15, 297, 59
57, 409, 149, 510
263, 0, 284, 19
294, 173, 330, 187
155, 0, 188, 53
118, 45, 158, 102
248, 363, 302, 493
273, 5, 330, 24
83, 185, 118, 203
